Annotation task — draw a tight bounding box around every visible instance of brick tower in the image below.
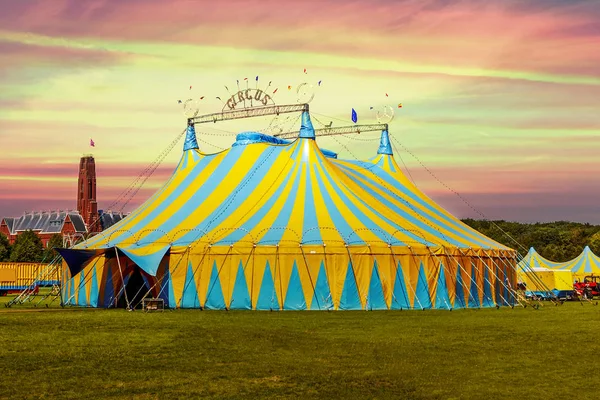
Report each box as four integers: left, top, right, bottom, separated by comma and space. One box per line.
77, 155, 99, 233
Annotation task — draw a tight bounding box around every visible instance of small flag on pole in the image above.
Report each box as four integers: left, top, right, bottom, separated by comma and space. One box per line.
244, 77, 248, 81
288, 85, 292, 90
304, 68, 307, 74
385, 93, 388, 97
398, 103, 403, 108
189, 85, 192, 90
351, 108, 358, 124
177, 100, 182, 104
273, 88, 278, 94
90, 138, 95, 147
255, 76, 259, 81
318, 80, 322, 86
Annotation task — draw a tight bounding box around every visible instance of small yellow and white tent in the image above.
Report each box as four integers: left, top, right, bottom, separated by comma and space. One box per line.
59, 111, 518, 310
517, 248, 573, 298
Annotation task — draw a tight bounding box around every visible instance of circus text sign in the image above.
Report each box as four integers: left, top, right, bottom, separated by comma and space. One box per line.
224, 89, 274, 110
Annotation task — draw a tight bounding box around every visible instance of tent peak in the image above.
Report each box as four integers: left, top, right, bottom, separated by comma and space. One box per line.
377, 129, 393, 155
183, 120, 199, 151
298, 111, 315, 139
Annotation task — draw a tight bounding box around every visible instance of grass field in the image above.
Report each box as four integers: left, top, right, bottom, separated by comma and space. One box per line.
1, 294, 599, 399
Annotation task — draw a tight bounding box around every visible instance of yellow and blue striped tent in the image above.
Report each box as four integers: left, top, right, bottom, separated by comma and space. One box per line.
59, 111, 517, 310
552, 246, 600, 279
517, 247, 567, 270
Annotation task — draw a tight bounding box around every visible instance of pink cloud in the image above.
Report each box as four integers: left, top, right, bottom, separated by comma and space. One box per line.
2, 0, 599, 79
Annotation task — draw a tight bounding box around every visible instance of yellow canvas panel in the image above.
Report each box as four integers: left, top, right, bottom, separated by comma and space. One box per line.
324, 248, 350, 310
191, 252, 216, 308
388, 252, 413, 307
245, 251, 276, 309
225, 252, 254, 308
371, 253, 395, 308
276, 252, 302, 308
424, 254, 442, 304
443, 255, 463, 308
85, 256, 106, 302
401, 253, 422, 308
297, 249, 328, 310
168, 250, 190, 307
348, 252, 376, 309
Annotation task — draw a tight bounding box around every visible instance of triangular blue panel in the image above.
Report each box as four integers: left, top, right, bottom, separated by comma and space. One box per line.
339, 262, 361, 310
61, 277, 67, 305
69, 275, 75, 305
366, 262, 387, 310
482, 266, 494, 308
117, 245, 170, 277
77, 272, 87, 306
503, 265, 510, 306
257, 261, 279, 310
434, 264, 451, 310
468, 263, 480, 308
89, 265, 98, 308
205, 261, 226, 310
103, 265, 114, 308
391, 261, 410, 310
494, 265, 502, 306
311, 261, 333, 310
454, 266, 466, 309
413, 262, 432, 310
168, 269, 176, 309
230, 261, 251, 310
283, 262, 306, 310
159, 266, 176, 309
180, 261, 200, 308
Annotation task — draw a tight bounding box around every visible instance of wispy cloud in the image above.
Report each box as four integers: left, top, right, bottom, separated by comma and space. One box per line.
0, 0, 599, 222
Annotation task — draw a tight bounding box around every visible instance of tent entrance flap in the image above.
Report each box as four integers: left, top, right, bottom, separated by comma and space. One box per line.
58, 248, 106, 277
117, 268, 150, 309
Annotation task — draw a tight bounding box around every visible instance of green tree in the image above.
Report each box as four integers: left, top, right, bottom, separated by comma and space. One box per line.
10, 230, 43, 263
43, 234, 64, 262
0, 233, 11, 262
589, 232, 600, 256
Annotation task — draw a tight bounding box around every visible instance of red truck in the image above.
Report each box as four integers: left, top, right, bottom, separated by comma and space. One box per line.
573, 275, 600, 300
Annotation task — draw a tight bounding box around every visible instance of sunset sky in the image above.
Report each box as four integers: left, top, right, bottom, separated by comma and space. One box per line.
0, 0, 599, 223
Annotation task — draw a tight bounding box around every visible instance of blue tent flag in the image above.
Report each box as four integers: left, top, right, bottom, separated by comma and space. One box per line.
351, 108, 358, 124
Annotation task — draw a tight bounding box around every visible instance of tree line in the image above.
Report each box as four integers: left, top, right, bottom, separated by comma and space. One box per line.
0, 231, 63, 263
462, 219, 600, 262
2, 221, 600, 263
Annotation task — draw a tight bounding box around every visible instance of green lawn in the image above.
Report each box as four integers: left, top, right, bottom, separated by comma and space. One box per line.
1, 296, 599, 399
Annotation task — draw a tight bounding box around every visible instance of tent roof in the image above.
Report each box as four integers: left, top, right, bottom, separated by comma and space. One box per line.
517, 247, 567, 271
76, 112, 513, 256
556, 246, 600, 275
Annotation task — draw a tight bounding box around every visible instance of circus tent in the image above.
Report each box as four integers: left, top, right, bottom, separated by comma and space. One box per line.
517, 247, 567, 270
552, 246, 600, 279
59, 111, 518, 310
